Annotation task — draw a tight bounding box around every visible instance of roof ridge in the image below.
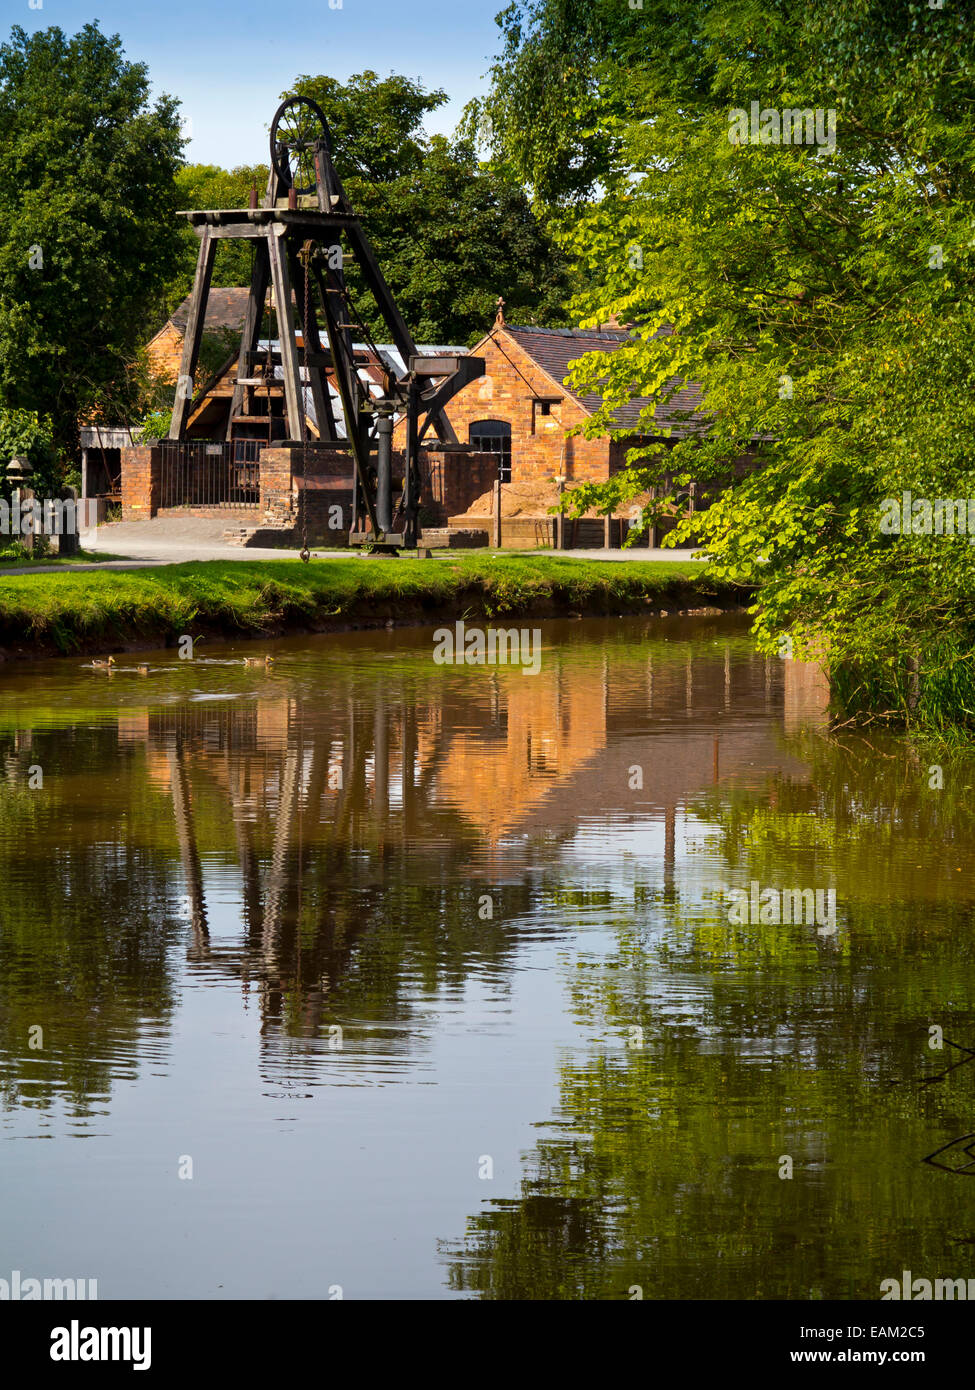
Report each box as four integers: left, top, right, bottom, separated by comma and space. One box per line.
506, 324, 629, 339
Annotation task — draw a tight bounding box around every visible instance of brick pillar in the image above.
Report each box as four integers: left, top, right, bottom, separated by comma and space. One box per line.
121, 446, 160, 520
259, 446, 297, 527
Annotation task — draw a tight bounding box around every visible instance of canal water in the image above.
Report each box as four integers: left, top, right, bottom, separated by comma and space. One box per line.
1, 615, 973, 1299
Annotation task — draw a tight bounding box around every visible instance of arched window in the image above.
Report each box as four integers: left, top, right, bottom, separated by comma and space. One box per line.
469, 419, 511, 483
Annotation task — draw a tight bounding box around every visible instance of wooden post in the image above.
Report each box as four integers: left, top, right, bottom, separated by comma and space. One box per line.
226, 238, 270, 442
20, 488, 34, 554
266, 231, 304, 442
169, 228, 217, 439
493, 476, 502, 549
556, 475, 565, 550
288, 244, 335, 439
648, 485, 658, 548
603, 511, 613, 548
58, 486, 80, 556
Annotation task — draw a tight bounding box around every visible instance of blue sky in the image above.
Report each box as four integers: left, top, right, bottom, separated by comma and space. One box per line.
14, 0, 504, 166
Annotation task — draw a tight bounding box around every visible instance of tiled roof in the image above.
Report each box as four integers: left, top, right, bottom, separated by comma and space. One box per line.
504, 325, 706, 437
170, 287, 252, 337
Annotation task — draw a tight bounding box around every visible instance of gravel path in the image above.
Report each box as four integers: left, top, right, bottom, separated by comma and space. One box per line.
4, 518, 706, 571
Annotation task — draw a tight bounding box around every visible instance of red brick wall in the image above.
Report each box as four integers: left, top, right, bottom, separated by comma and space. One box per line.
395, 331, 613, 485
145, 324, 183, 384
259, 444, 406, 530
422, 448, 498, 524
120, 446, 160, 520
295, 478, 354, 543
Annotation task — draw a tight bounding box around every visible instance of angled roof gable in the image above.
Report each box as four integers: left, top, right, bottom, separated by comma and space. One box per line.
501, 325, 706, 437
168, 287, 252, 338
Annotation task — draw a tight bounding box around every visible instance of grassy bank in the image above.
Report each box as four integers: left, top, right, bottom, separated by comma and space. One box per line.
0, 554, 749, 659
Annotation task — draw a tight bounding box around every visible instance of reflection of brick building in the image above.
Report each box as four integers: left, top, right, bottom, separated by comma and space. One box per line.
436, 665, 609, 841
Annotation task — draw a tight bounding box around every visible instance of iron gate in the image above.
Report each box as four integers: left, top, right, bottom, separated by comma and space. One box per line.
158, 441, 260, 509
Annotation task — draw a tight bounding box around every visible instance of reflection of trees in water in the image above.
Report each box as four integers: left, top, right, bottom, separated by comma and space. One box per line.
440, 729, 975, 1299
0, 725, 184, 1118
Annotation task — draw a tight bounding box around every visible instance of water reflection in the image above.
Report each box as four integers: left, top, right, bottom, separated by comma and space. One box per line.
1, 617, 972, 1298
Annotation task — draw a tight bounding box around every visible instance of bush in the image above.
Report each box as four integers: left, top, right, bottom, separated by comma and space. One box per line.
0, 408, 59, 496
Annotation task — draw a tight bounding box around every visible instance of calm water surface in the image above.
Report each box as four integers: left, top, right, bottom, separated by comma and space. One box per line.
1, 615, 973, 1299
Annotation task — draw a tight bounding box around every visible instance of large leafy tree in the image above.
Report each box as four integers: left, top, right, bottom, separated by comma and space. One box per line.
462, 0, 705, 207
483, 0, 975, 729
0, 23, 185, 454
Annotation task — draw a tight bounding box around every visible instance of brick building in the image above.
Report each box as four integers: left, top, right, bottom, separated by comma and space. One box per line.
145, 288, 252, 383
395, 317, 705, 487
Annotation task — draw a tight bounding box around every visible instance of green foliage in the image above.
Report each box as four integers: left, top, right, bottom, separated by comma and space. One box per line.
285, 70, 447, 184
483, 0, 975, 729
0, 23, 185, 451
465, 0, 705, 207
167, 162, 269, 310
0, 405, 59, 499
134, 410, 171, 445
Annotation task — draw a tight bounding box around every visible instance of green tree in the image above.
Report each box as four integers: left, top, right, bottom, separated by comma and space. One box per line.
0, 23, 185, 455
0, 406, 57, 501
286, 69, 447, 184
482, 0, 975, 729
464, 0, 704, 207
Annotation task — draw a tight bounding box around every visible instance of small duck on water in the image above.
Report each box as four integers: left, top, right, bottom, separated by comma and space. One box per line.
91, 656, 116, 670
243, 655, 274, 668
135, 665, 150, 676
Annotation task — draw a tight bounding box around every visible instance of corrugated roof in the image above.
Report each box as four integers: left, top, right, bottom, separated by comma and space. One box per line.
256, 339, 468, 439
504, 325, 707, 437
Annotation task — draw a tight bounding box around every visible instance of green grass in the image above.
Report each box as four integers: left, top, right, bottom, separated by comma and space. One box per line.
0, 548, 114, 568
0, 553, 746, 657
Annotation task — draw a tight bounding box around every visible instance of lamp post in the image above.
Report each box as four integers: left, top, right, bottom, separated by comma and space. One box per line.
6, 455, 35, 553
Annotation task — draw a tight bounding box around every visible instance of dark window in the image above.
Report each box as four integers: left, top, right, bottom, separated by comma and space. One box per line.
469, 419, 511, 483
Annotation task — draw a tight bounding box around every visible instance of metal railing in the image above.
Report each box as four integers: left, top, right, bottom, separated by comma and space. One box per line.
158, 441, 260, 509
